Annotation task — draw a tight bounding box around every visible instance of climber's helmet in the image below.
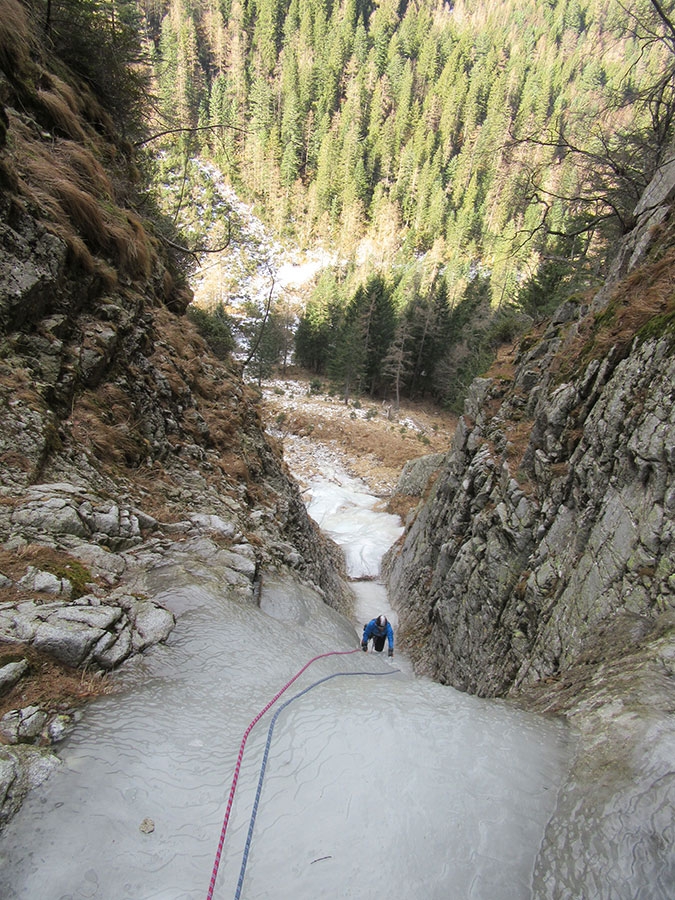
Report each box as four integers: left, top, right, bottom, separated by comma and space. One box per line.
377, 615, 387, 628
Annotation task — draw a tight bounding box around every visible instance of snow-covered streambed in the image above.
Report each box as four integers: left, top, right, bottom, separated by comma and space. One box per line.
0, 460, 573, 899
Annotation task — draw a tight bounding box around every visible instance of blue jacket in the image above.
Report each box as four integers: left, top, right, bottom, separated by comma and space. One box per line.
362, 618, 394, 650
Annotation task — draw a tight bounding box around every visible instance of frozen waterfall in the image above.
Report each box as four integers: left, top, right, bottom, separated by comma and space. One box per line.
0, 462, 574, 899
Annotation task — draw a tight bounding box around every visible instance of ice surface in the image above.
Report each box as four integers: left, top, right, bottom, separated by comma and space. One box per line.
303, 469, 404, 580
0, 464, 573, 900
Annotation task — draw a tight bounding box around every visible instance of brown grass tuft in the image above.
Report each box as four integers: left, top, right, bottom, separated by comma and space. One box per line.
26, 156, 110, 240
555, 239, 675, 381
161, 269, 175, 300
0, 450, 32, 474
486, 341, 518, 381
0, 642, 115, 723
55, 141, 112, 195
9, 116, 154, 280
70, 390, 149, 468
503, 419, 534, 469
47, 223, 97, 273
119, 211, 153, 277
0, 0, 35, 77
386, 493, 419, 520
0, 545, 94, 598
36, 89, 88, 143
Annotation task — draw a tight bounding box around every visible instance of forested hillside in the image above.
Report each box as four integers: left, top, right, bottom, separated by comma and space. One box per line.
143, 0, 674, 406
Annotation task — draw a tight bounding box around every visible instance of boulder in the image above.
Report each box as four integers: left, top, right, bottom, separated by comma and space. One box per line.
0, 745, 60, 828
0, 660, 29, 696
395, 453, 446, 497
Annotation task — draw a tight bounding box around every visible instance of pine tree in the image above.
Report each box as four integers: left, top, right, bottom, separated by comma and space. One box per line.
382, 318, 413, 411
295, 273, 343, 373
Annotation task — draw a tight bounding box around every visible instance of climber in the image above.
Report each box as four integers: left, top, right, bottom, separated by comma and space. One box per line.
361, 615, 394, 657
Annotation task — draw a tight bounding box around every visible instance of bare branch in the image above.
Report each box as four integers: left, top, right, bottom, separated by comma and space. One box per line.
647, 0, 675, 44
134, 122, 249, 148
157, 218, 232, 261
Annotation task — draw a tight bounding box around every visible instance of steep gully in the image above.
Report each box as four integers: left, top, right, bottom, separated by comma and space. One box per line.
0, 436, 573, 899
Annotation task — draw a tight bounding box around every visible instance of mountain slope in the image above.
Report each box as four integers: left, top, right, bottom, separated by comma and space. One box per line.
0, 0, 352, 829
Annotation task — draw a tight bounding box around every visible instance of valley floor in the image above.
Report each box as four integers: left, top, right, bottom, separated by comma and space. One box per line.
258, 371, 458, 497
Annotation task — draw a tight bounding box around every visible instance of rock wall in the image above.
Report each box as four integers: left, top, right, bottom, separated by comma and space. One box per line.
385, 158, 675, 699
383, 161, 675, 897
0, 10, 352, 829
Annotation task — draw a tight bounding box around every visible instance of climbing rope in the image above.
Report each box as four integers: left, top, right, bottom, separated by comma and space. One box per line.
206, 648, 363, 900
234, 666, 398, 899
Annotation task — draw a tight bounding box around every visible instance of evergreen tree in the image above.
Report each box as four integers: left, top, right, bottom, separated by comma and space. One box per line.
144, 0, 672, 410
382, 318, 413, 411
329, 295, 368, 403
295, 272, 343, 373
357, 274, 397, 396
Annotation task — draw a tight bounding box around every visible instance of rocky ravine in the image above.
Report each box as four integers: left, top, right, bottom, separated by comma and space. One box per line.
0, 273, 353, 829
384, 162, 675, 894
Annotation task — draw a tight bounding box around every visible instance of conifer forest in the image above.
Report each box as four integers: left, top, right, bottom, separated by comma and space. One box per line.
40, 0, 675, 408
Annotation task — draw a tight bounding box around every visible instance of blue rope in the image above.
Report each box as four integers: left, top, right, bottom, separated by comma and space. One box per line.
233, 666, 399, 899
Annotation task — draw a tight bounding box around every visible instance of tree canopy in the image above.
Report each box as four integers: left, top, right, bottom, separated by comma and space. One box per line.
141, 0, 675, 407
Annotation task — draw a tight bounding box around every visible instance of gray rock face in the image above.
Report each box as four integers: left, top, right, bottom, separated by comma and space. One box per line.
0, 746, 61, 829
385, 160, 675, 698
0, 471, 351, 828
394, 452, 445, 497
0, 215, 69, 332
0, 706, 48, 743
383, 161, 675, 897
385, 335, 675, 697
10, 485, 144, 550
602, 154, 675, 289
526, 613, 675, 899
0, 593, 173, 669
0, 661, 29, 696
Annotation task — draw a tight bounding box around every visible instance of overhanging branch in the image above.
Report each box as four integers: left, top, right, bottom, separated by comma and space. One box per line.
134, 122, 250, 148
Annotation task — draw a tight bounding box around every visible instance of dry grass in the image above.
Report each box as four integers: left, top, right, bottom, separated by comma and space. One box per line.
0, 450, 33, 475
0, 643, 115, 726
486, 341, 518, 381
0, 546, 113, 723
555, 237, 675, 381
62, 308, 255, 505
0, 359, 47, 403
0, 0, 34, 78
149, 308, 251, 451
37, 88, 89, 143
70, 388, 151, 469
262, 373, 457, 494
0, 545, 95, 599
386, 492, 422, 520
9, 115, 154, 280
503, 418, 535, 470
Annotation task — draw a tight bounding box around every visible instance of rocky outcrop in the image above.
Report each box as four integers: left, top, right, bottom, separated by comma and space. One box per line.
384, 161, 675, 896
0, 326, 352, 823
394, 452, 445, 498
384, 156, 675, 697
385, 334, 675, 696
